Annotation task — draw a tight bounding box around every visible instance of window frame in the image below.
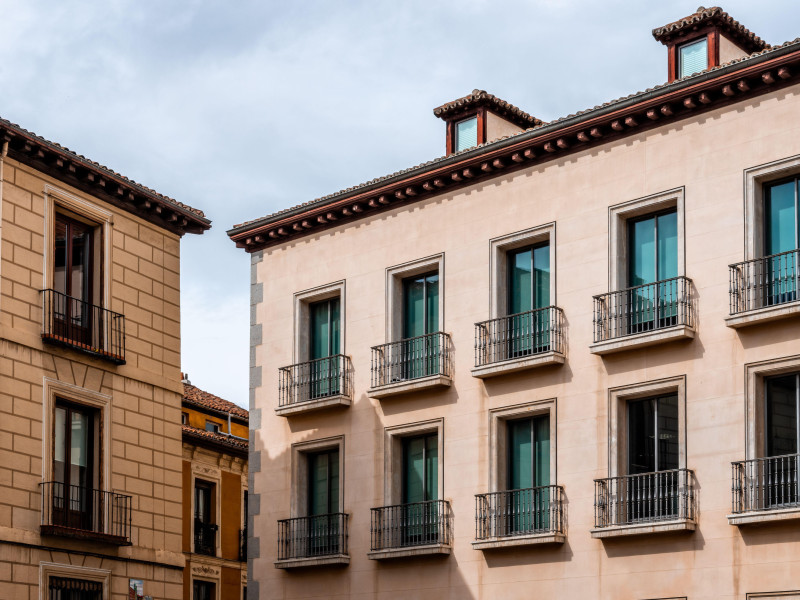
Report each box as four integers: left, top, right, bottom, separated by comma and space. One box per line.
677, 37, 709, 78
454, 115, 479, 152
383, 419, 444, 505
190, 462, 222, 558
39, 562, 111, 600
290, 435, 345, 518
292, 281, 346, 364
385, 254, 445, 343
745, 355, 800, 461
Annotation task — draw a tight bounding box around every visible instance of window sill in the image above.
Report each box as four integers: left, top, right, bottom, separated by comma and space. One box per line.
471, 351, 565, 379
728, 506, 800, 526
275, 394, 351, 417
274, 554, 350, 569
472, 531, 565, 550
367, 543, 451, 560
589, 325, 695, 356
40, 525, 131, 546
41, 333, 126, 365
590, 518, 695, 539
725, 301, 800, 328
367, 375, 451, 400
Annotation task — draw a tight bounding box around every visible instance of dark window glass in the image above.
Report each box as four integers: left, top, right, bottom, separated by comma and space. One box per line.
193, 581, 215, 600
403, 434, 438, 503
53, 400, 96, 530
194, 480, 216, 555
309, 298, 341, 398
48, 576, 102, 600
506, 415, 550, 532
205, 421, 220, 433
401, 272, 440, 379
308, 449, 339, 515
627, 395, 679, 474
766, 374, 800, 457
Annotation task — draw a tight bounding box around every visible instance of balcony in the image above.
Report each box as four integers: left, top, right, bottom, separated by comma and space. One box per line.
591, 469, 696, 538
472, 307, 565, 379
274, 513, 349, 569
194, 520, 217, 555
39, 481, 131, 545
276, 354, 353, 417
239, 528, 247, 562
368, 332, 452, 399
473, 485, 565, 550
590, 276, 694, 355
368, 499, 452, 560
726, 249, 800, 328
729, 454, 800, 525
41, 289, 126, 364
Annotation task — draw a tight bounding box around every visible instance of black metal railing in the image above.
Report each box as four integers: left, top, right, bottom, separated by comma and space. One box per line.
370, 499, 452, 551
593, 469, 695, 528
277, 513, 349, 560
194, 520, 217, 555
370, 332, 452, 389
732, 454, 800, 513
729, 249, 799, 314
48, 576, 103, 599
593, 276, 693, 343
39, 481, 131, 544
239, 528, 247, 561
474, 306, 565, 367
278, 354, 352, 408
41, 289, 126, 364
475, 485, 564, 541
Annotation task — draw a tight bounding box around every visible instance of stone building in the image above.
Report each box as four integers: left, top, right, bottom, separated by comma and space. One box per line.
180, 379, 248, 600
230, 6, 800, 600
0, 114, 209, 598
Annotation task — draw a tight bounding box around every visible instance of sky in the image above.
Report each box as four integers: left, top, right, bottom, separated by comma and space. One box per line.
1, 1, 797, 408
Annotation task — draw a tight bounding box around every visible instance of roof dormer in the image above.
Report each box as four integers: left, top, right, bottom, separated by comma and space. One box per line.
653, 6, 769, 82
433, 90, 542, 156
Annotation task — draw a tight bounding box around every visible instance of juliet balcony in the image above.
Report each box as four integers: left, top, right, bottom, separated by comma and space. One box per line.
591, 469, 696, 538
276, 354, 353, 417
368, 499, 452, 560
729, 454, 800, 525
274, 513, 350, 569
590, 276, 695, 355
726, 249, 800, 327
194, 520, 217, 555
473, 485, 565, 549
39, 481, 131, 545
41, 289, 126, 364
368, 332, 452, 399
472, 306, 565, 379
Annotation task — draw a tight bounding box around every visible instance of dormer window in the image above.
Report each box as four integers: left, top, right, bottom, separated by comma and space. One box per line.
455, 117, 478, 152
678, 38, 708, 78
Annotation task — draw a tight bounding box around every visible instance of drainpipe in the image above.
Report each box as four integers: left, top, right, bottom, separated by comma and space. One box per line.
228, 412, 232, 436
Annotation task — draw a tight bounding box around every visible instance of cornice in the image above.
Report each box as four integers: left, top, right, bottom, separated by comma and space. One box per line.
229, 42, 800, 253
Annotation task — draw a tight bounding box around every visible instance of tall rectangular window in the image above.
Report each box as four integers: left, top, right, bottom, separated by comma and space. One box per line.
455, 117, 478, 152
194, 480, 216, 556
307, 449, 341, 554
764, 177, 799, 304
508, 243, 550, 354
402, 272, 439, 379
765, 373, 800, 507
54, 213, 95, 343
309, 298, 341, 398
678, 38, 708, 78
192, 581, 215, 600
402, 433, 438, 544
507, 415, 550, 532
53, 400, 96, 531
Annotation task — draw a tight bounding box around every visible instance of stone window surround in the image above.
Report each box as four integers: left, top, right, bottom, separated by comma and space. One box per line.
292, 280, 346, 364
383, 419, 444, 505
488, 223, 557, 319
607, 376, 687, 478
190, 569, 220, 600
607, 187, 686, 292
290, 435, 345, 518
487, 398, 557, 493
43, 183, 113, 309
385, 254, 445, 343
41, 377, 111, 495
744, 354, 800, 461
39, 562, 111, 600
191, 460, 223, 558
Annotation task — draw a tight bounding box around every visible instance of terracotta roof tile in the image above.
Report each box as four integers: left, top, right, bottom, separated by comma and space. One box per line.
652, 6, 768, 53
181, 424, 248, 453
432, 89, 543, 129
183, 383, 248, 420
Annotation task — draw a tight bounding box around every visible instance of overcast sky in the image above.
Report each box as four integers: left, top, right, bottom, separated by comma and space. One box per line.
1, 1, 797, 407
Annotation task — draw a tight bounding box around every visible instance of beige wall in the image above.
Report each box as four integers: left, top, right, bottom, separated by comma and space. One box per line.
719, 33, 749, 65
251, 82, 800, 599
485, 111, 524, 143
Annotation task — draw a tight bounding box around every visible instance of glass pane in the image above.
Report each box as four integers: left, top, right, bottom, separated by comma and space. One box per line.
329, 450, 339, 513
425, 273, 439, 335
657, 395, 680, 471
70, 411, 89, 490
629, 217, 656, 286
508, 419, 533, 490
679, 38, 708, 78
533, 415, 550, 488
767, 375, 798, 457
509, 249, 533, 314
765, 181, 797, 255
628, 399, 656, 474
425, 435, 438, 501
403, 437, 425, 503
403, 277, 426, 338
533, 245, 550, 308
455, 117, 478, 152
309, 453, 329, 515
54, 407, 66, 484
329, 297, 340, 355
54, 219, 68, 296
657, 211, 678, 280
71, 226, 89, 304
310, 301, 331, 360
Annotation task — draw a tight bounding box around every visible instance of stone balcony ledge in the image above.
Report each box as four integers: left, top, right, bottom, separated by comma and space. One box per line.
590, 518, 695, 539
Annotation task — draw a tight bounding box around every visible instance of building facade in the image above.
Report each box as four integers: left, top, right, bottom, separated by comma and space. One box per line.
230, 7, 800, 600
0, 116, 209, 598
180, 379, 248, 600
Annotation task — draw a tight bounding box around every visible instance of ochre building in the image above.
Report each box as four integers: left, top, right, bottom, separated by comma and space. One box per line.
0, 113, 210, 598
230, 7, 800, 600
180, 379, 248, 600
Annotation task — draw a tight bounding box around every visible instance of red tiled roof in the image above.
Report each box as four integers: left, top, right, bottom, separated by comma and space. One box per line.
433, 89, 543, 129
183, 383, 248, 420
652, 6, 768, 53
181, 424, 248, 453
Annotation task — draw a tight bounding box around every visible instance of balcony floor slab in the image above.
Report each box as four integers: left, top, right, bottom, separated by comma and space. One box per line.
275, 395, 351, 417
472, 532, 565, 550
368, 375, 451, 400
274, 554, 350, 569
589, 325, 694, 356
591, 518, 695, 538
367, 543, 451, 560
728, 506, 800, 526
471, 351, 565, 379
725, 301, 800, 328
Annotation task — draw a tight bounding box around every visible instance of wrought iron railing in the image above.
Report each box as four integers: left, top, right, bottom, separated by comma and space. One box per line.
239, 528, 247, 561
278, 354, 352, 407
194, 520, 217, 555
732, 454, 800, 513
370, 499, 452, 551
475, 485, 564, 540
370, 332, 452, 389
593, 276, 693, 343
593, 469, 695, 528
48, 576, 103, 599
39, 481, 131, 544
277, 513, 349, 560
474, 306, 564, 367
729, 249, 799, 314
41, 289, 126, 364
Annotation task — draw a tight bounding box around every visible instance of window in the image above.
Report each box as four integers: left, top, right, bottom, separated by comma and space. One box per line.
53, 400, 98, 531
194, 480, 217, 555
52, 212, 95, 345
506, 416, 550, 532
763, 177, 799, 305
48, 576, 102, 600
401, 271, 440, 379
678, 38, 708, 78
182, 412, 189, 425
402, 433, 439, 544
309, 297, 341, 398
307, 449, 341, 554
764, 373, 800, 506
455, 116, 478, 151
507, 243, 551, 354
205, 421, 220, 433
193, 580, 215, 600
